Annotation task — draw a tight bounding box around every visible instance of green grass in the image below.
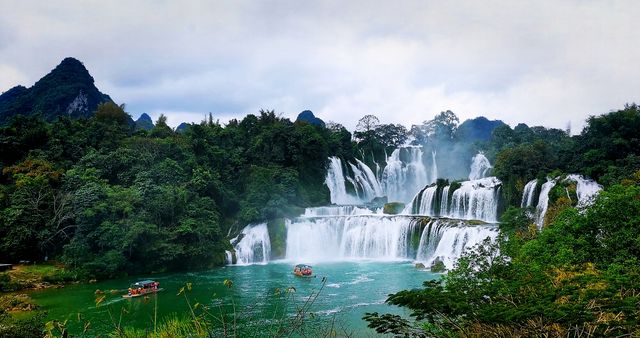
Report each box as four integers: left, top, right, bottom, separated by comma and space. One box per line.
1, 263, 82, 293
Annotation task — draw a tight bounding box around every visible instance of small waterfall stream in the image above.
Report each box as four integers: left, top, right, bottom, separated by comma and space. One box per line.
521, 179, 538, 208
468, 152, 492, 180
565, 174, 602, 206
523, 175, 601, 229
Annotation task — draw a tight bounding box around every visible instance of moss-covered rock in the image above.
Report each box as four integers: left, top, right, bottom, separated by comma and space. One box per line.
466, 219, 488, 226
267, 218, 287, 259
449, 181, 462, 197
383, 202, 405, 215
430, 257, 446, 273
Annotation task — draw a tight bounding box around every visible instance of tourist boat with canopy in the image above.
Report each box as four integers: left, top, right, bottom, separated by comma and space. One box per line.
293, 264, 313, 277
123, 280, 163, 298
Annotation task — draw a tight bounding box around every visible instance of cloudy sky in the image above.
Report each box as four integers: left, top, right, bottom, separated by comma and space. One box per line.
1, 1, 638, 132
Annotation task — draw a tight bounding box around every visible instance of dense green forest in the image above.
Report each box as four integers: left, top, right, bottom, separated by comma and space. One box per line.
0, 103, 358, 278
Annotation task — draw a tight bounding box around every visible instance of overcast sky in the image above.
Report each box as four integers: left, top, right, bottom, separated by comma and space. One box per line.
1, 1, 638, 132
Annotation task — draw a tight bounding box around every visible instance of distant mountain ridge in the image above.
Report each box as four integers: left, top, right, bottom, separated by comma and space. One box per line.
135, 113, 154, 131
0, 57, 112, 125
457, 116, 507, 142
296, 110, 325, 127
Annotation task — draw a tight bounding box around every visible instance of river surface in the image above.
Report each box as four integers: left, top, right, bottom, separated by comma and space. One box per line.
31, 261, 437, 336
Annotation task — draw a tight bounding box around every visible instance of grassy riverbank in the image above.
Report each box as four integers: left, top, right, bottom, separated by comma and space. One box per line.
0, 263, 83, 292
0, 263, 85, 337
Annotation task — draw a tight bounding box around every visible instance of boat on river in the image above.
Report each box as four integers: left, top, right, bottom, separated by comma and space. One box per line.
293, 264, 313, 277
122, 280, 163, 298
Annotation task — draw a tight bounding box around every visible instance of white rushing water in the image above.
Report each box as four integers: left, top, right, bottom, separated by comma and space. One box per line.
534, 179, 557, 228
303, 206, 379, 217
285, 215, 496, 266
230, 151, 499, 268
521, 179, 538, 208
415, 219, 499, 269
325, 157, 357, 205
468, 152, 492, 180
350, 159, 384, 202
525, 174, 601, 229
431, 151, 438, 184
381, 146, 429, 203
326, 146, 432, 205
231, 223, 271, 265
449, 177, 501, 222
405, 177, 501, 223
565, 174, 602, 207
285, 216, 420, 262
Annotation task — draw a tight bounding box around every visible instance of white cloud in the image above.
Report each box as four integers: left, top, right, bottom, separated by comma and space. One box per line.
1, 1, 638, 131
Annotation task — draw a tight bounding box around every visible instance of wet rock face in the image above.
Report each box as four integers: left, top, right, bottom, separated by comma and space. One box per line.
383, 202, 405, 215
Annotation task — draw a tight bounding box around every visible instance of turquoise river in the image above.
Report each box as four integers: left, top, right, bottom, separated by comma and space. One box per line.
31, 261, 437, 336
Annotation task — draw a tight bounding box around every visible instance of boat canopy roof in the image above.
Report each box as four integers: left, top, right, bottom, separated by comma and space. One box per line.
295, 264, 312, 269
132, 280, 157, 287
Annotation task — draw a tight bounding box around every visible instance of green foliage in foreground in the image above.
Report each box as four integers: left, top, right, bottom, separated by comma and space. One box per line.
365, 175, 640, 337
0, 311, 45, 338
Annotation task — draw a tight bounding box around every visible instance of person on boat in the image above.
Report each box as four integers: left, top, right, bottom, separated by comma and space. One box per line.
128, 288, 132, 296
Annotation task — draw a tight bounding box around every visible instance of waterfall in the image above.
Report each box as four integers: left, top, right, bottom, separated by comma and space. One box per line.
326, 157, 357, 205
448, 177, 501, 222
225, 250, 234, 264
521, 179, 538, 208
418, 186, 438, 215
415, 219, 498, 269
431, 151, 438, 183
440, 186, 450, 215
285, 215, 497, 266
403, 177, 501, 222
350, 159, 384, 201
534, 179, 556, 228
522, 174, 601, 229
468, 152, 492, 180
325, 145, 432, 204
231, 223, 271, 265
381, 146, 429, 203
564, 174, 602, 207
285, 216, 421, 262
325, 156, 383, 205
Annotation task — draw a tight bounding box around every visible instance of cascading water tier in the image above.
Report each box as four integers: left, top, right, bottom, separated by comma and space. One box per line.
405, 177, 502, 223
521, 174, 602, 229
